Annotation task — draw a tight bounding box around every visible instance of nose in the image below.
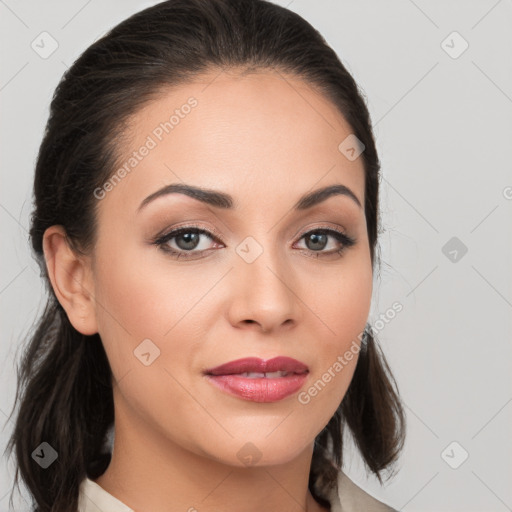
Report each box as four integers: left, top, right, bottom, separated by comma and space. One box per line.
227, 243, 300, 334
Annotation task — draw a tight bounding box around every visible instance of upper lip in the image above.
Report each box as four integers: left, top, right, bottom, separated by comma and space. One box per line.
204, 357, 309, 376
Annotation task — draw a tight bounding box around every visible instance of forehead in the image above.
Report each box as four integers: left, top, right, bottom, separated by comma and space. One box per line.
100, 68, 366, 216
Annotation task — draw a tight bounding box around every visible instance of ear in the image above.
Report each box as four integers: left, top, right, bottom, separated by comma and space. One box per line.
42, 225, 98, 336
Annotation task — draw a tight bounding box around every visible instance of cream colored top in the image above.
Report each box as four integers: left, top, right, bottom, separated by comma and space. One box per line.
78, 471, 396, 512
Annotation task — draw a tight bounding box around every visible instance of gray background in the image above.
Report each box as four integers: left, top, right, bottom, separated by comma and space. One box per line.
1, 0, 511, 510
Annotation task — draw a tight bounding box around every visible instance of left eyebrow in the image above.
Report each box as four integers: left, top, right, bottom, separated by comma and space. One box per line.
137, 183, 362, 213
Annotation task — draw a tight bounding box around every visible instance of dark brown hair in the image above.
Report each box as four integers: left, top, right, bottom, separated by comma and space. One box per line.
5, 1, 405, 510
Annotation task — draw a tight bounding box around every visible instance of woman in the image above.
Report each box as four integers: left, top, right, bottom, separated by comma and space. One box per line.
6, 0, 405, 511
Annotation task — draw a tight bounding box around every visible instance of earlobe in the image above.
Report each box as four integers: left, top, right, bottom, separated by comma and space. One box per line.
42, 225, 98, 336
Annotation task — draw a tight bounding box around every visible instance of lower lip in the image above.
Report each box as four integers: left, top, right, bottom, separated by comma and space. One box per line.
205, 373, 308, 403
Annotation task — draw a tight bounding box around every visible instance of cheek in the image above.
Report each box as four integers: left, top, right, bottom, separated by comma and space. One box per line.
91, 246, 173, 379
92, 243, 215, 383
301, 253, 372, 410
312, 252, 373, 350
334, 279, 372, 346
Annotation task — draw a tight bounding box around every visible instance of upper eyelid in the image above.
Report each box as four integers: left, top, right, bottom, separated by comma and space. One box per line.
157, 224, 222, 243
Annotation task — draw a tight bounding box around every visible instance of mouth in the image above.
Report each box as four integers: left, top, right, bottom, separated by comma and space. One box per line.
203, 357, 309, 403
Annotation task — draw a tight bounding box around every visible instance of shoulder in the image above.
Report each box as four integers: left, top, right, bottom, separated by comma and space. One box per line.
326, 471, 397, 512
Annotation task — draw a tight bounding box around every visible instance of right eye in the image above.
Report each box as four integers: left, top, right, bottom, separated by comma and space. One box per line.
152, 225, 223, 259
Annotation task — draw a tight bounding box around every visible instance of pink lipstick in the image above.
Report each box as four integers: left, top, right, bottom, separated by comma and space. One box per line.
204, 357, 309, 403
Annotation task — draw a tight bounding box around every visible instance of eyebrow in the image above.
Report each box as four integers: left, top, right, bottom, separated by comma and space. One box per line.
137, 182, 362, 212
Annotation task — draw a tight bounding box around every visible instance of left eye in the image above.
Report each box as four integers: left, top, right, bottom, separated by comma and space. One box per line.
296, 229, 354, 253
153, 226, 356, 259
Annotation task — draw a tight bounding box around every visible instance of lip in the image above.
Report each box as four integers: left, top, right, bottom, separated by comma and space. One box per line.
204, 356, 309, 376
204, 357, 309, 403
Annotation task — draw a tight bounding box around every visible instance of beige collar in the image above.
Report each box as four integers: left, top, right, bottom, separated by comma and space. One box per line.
78, 471, 396, 512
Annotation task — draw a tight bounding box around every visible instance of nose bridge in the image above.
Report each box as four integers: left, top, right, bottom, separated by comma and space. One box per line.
230, 232, 298, 329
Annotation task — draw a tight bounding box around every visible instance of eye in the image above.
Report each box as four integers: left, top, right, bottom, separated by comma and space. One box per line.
153, 225, 220, 259
152, 225, 356, 260
294, 227, 356, 258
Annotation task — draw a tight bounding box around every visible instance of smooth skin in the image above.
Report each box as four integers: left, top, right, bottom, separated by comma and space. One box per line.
43, 68, 373, 512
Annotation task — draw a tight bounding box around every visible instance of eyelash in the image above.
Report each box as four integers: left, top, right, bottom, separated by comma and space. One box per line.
152, 224, 356, 260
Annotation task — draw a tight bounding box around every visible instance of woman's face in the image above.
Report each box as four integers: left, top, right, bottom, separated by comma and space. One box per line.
88, 69, 372, 466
